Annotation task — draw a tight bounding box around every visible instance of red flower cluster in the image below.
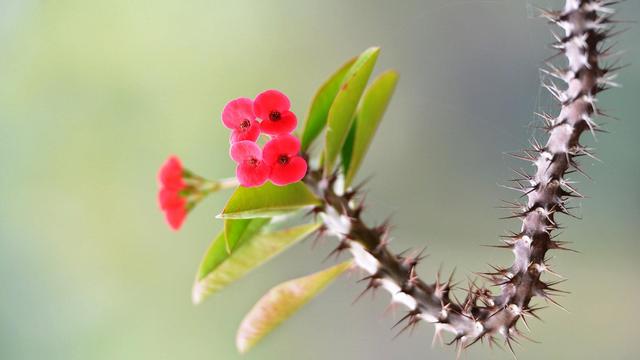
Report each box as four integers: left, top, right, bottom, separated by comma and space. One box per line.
157, 156, 187, 230
222, 90, 307, 187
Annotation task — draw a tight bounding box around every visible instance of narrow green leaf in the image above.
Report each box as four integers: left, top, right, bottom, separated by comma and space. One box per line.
300, 57, 357, 152
192, 223, 321, 304
323, 47, 380, 174
219, 182, 321, 219
223, 218, 270, 254
340, 119, 357, 175
194, 232, 228, 285
344, 70, 399, 186
236, 261, 352, 353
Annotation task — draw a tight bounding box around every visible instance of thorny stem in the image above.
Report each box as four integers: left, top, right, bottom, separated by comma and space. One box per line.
305, 0, 621, 354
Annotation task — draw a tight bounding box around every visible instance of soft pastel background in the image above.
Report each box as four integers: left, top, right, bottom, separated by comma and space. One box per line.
1, 0, 638, 359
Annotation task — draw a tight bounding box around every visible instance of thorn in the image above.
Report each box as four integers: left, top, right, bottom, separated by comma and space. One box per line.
446, 333, 465, 347
374, 232, 391, 254
569, 159, 593, 181
505, 336, 519, 360
323, 240, 350, 263
391, 310, 421, 339
382, 302, 399, 319
407, 266, 419, 288
455, 338, 464, 360
352, 277, 380, 305
514, 328, 541, 344
432, 324, 444, 348
401, 247, 428, 270
488, 335, 504, 351
310, 225, 327, 249
541, 292, 570, 313
505, 151, 537, 162
447, 268, 457, 289
464, 330, 488, 349
521, 305, 545, 323
549, 240, 580, 253
542, 279, 571, 294
519, 314, 532, 332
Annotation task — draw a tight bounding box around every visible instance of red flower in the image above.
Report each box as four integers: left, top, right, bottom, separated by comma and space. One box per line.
222, 97, 261, 143
158, 156, 185, 190
164, 205, 187, 230
263, 135, 307, 186
230, 140, 270, 187
254, 90, 297, 136
158, 188, 185, 210
158, 156, 187, 230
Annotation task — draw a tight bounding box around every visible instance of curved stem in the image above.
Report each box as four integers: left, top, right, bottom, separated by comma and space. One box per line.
307, 0, 618, 352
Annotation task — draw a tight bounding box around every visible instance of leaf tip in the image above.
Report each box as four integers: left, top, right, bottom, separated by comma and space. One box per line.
384, 68, 400, 78
367, 45, 381, 53
236, 331, 251, 354
192, 281, 204, 305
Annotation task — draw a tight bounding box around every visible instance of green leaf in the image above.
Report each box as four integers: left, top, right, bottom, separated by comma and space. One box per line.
192, 223, 321, 304
340, 119, 357, 175
344, 70, 399, 186
219, 182, 321, 219
300, 57, 357, 152
223, 218, 271, 254
323, 47, 380, 174
236, 261, 352, 353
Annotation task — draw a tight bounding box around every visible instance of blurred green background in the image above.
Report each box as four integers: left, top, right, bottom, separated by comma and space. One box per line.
1, 0, 638, 359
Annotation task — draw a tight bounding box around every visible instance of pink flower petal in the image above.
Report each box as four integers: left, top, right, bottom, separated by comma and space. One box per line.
260, 110, 297, 136
222, 97, 256, 129
269, 156, 307, 186
165, 206, 187, 230
230, 140, 262, 163
253, 89, 291, 120
230, 118, 261, 143
158, 156, 184, 190
236, 161, 270, 188
158, 188, 185, 210
263, 135, 301, 166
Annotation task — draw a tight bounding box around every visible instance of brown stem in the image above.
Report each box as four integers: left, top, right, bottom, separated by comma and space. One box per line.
305, 0, 618, 352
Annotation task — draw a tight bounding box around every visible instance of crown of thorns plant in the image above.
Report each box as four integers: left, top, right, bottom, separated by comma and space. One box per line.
156, 0, 627, 356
